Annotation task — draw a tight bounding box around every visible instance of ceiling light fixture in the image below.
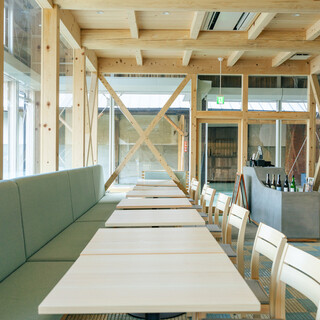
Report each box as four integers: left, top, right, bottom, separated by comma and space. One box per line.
293, 13, 300, 17
162, 11, 170, 15
96, 11, 104, 14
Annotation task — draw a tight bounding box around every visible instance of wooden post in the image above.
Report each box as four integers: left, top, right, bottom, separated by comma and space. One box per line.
40, 5, 60, 173
0, 0, 3, 179
92, 73, 98, 164
240, 74, 249, 172
178, 115, 185, 170
72, 48, 86, 168
190, 74, 197, 180
307, 75, 316, 177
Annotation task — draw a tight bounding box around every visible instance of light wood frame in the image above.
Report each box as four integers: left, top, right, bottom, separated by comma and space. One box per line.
202, 186, 216, 223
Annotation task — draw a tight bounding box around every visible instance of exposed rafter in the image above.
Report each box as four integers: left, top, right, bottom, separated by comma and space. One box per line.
306, 19, 320, 41
248, 13, 277, 40
53, 0, 320, 13
85, 49, 98, 72
127, 10, 139, 39
60, 9, 81, 49
272, 51, 294, 67
182, 50, 192, 66
35, 0, 53, 8
82, 30, 320, 53
135, 49, 143, 66
310, 74, 320, 107
190, 11, 206, 39
227, 51, 245, 67
311, 55, 320, 74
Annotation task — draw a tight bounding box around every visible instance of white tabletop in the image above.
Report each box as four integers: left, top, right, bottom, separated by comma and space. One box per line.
81, 227, 224, 255
133, 186, 181, 191
39, 253, 260, 314
126, 188, 186, 198
105, 209, 205, 227
136, 179, 177, 187
117, 198, 192, 209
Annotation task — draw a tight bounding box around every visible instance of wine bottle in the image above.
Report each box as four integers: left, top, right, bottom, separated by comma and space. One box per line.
265, 173, 271, 188
276, 174, 282, 191
283, 175, 289, 192
290, 175, 296, 192
271, 174, 276, 189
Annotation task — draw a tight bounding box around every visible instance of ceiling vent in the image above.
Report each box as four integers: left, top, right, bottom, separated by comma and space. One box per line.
289, 53, 311, 60
202, 12, 257, 31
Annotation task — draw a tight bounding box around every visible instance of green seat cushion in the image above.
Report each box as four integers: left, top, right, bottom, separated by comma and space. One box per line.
0, 261, 72, 320
220, 243, 237, 257
98, 192, 126, 204
245, 279, 269, 304
0, 181, 26, 282
92, 165, 106, 202
77, 203, 117, 222
68, 167, 96, 220
29, 221, 104, 262
14, 171, 73, 259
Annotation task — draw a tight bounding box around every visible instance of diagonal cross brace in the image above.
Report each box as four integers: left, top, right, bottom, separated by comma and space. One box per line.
99, 74, 191, 193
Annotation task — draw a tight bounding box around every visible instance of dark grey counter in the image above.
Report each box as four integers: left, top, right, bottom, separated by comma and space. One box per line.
243, 167, 320, 239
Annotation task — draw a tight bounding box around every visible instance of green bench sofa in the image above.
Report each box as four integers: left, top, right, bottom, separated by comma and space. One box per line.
0, 165, 124, 320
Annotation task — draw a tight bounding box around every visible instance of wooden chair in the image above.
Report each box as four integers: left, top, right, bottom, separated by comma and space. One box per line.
273, 244, 320, 319
219, 204, 249, 277
198, 187, 216, 223
193, 183, 208, 211
246, 223, 287, 317
206, 193, 231, 240
189, 180, 200, 204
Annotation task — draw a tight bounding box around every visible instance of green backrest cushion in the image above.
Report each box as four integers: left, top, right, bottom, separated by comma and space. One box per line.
14, 172, 73, 258
0, 181, 26, 282
92, 165, 105, 202
144, 171, 186, 188
67, 167, 96, 220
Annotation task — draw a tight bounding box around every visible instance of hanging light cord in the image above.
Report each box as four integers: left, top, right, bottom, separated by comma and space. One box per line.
219, 59, 222, 96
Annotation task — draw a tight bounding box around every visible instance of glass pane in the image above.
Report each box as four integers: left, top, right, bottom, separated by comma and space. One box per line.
3, 0, 41, 179
248, 123, 276, 166
198, 75, 242, 111
281, 123, 307, 186
58, 35, 73, 170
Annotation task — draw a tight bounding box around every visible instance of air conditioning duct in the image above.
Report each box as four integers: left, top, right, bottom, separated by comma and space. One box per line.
289, 53, 311, 60
203, 12, 257, 31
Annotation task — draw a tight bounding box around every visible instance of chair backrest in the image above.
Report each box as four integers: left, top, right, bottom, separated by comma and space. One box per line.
274, 244, 320, 320
226, 204, 249, 277
250, 223, 287, 315
212, 193, 231, 241
199, 184, 208, 207
203, 187, 216, 218
189, 177, 196, 194
190, 180, 200, 203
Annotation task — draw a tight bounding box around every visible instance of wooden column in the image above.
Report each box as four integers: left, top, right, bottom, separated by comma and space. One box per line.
178, 115, 185, 170
40, 5, 60, 173
190, 74, 197, 180
0, 0, 3, 179
307, 75, 317, 177
240, 74, 249, 172
72, 48, 86, 168
92, 74, 98, 165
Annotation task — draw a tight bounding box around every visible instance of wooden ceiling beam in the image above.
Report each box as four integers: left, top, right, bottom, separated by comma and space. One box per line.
60, 10, 81, 49
135, 50, 143, 65
127, 10, 139, 39
272, 51, 294, 67
53, 0, 320, 13
311, 55, 320, 74
82, 30, 320, 53
306, 19, 320, 41
35, 0, 53, 8
227, 51, 245, 67
248, 13, 277, 40
99, 58, 310, 75
190, 11, 206, 39
182, 50, 192, 66
85, 49, 98, 71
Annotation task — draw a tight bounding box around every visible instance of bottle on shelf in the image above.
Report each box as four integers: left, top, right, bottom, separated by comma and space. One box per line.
290, 175, 296, 192
276, 174, 282, 191
271, 174, 276, 189
265, 173, 271, 188
283, 175, 289, 192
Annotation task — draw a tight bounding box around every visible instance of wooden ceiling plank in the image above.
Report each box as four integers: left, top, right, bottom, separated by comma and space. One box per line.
311, 55, 320, 74
272, 51, 294, 67
227, 50, 245, 67
306, 19, 320, 41
182, 50, 192, 66
60, 9, 81, 49
99, 58, 310, 75
127, 10, 139, 38
190, 11, 206, 39
82, 30, 320, 53
53, 0, 320, 13
248, 13, 277, 40
135, 50, 143, 65
35, 0, 52, 8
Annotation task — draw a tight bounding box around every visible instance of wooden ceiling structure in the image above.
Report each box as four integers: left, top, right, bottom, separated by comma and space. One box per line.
37, 0, 320, 74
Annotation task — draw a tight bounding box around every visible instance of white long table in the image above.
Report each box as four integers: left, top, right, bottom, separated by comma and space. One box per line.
136, 179, 176, 187
126, 188, 186, 198
39, 253, 260, 315
105, 209, 205, 227
117, 198, 192, 209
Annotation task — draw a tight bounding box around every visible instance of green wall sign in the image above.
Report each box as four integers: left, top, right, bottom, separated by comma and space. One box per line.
217, 95, 225, 105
